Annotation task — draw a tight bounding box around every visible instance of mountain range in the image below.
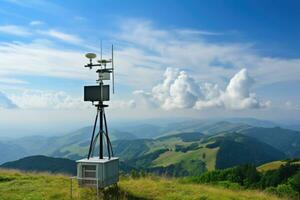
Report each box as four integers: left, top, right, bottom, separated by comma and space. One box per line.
1, 118, 300, 176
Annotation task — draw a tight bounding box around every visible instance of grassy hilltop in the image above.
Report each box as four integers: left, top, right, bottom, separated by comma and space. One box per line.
258, 159, 300, 172
0, 169, 283, 200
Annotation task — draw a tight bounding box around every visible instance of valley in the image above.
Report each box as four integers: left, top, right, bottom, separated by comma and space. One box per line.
1, 119, 300, 176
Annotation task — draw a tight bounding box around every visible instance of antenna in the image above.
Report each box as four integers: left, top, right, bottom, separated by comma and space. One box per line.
100, 40, 102, 61
112, 44, 114, 94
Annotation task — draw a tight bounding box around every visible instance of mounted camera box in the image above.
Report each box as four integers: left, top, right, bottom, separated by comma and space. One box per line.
76, 157, 119, 188
84, 85, 110, 102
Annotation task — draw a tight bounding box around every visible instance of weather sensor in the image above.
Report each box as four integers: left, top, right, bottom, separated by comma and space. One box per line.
74, 44, 119, 194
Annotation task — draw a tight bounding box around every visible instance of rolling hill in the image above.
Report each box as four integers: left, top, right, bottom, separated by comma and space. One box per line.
257, 158, 300, 172
0, 155, 136, 175
111, 131, 286, 175
0, 156, 77, 175
212, 133, 286, 169
238, 126, 300, 157
0, 155, 76, 175
0, 126, 137, 164
1, 120, 300, 175
0, 141, 28, 164
1, 131, 286, 178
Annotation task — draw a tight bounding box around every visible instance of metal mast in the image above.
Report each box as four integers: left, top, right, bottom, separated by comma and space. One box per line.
84, 45, 115, 160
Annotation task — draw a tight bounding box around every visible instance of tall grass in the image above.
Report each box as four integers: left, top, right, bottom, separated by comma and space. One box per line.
0, 169, 284, 200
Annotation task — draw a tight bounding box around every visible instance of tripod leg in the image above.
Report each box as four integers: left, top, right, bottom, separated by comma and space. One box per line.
99, 108, 103, 159
103, 110, 113, 158
88, 109, 99, 159
91, 132, 99, 158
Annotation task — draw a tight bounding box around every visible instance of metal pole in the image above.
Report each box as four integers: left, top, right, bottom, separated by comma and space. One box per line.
99, 79, 103, 159
70, 177, 73, 199
103, 111, 111, 159
99, 107, 103, 159
97, 178, 99, 197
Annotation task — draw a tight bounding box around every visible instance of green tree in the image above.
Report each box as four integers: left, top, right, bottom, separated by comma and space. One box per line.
276, 184, 299, 199
288, 171, 300, 193
130, 170, 139, 179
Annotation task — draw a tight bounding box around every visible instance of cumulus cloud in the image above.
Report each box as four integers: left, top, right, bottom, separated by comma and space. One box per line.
116, 19, 300, 88
195, 69, 270, 110
134, 68, 201, 110
0, 91, 18, 109
8, 90, 85, 110
158, 68, 201, 110
134, 68, 269, 111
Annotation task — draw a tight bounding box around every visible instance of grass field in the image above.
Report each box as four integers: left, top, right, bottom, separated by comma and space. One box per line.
152, 147, 218, 171
257, 161, 286, 172
0, 169, 285, 200
257, 159, 300, 172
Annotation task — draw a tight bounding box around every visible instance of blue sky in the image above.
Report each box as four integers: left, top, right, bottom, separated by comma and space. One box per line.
0, 0, 300, 136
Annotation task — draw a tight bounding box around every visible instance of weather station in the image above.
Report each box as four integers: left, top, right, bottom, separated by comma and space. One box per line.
71, 44, 119, 197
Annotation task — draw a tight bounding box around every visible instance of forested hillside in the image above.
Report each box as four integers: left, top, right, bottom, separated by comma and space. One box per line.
1, 120, 300, 177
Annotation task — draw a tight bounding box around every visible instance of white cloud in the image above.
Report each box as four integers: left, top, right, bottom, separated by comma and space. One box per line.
109, 99, 136, 110
1, 19, 300, 93
0, 41, 89, 79
134, 68, 269, 111
195, 69, 271, 110
0, 25, 31, 36
0, 18, 299, 119
0, 91, 18, 109
116, 19, 300, 88
175, 29, 223, 36
285, 101, 300, 110
0, 78, 27, 84
6, 88, 136, 111
38, 29, 82, 44
29, 20, 44, 26
8, 90, 85, 110
154, 68, 201, 110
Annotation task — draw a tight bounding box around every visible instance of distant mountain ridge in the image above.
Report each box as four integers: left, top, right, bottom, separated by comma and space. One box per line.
1, 130, 287, 177
238, 126, 300, 157
1, 119, 300, 176
0, 155, 136, 175
0, 155, 76, 175
0, 126, 137, 163
114, 131, 286, 175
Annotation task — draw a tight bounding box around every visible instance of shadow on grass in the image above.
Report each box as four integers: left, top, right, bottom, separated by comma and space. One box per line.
79, 184, 149, 200
0, 175, 15, 183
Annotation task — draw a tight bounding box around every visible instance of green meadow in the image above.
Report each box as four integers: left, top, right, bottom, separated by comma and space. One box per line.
0, 169, 284, 200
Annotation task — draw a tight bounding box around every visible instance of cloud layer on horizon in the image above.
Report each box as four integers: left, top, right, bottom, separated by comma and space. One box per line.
134, 68, 270, 111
